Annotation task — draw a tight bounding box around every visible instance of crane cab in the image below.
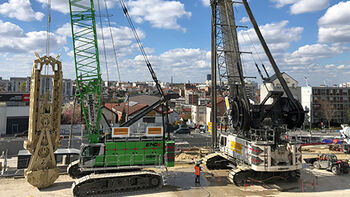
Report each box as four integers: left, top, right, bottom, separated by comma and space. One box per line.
80, 143, 105, 168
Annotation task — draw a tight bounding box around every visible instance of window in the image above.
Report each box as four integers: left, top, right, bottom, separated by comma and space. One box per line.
82, 146, 100, 157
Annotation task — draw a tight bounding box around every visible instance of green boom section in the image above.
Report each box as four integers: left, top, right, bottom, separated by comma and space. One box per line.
69, 0, 102, 143
94, 141, 175, 167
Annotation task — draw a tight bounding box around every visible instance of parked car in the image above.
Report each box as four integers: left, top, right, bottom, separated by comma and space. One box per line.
174, 127, 190, 134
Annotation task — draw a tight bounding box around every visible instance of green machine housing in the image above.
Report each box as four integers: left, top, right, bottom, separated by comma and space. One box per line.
79, 139, 175, 169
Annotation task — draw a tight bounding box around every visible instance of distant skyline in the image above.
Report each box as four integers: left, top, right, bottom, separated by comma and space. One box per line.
0, 0, 349, 86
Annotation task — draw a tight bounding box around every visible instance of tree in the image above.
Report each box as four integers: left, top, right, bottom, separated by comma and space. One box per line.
19, 82, 27, 92
346, 108, 350, 124
319, 99, 336, 127
61, 103, 83, 124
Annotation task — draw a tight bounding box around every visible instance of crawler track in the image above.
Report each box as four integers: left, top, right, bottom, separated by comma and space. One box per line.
72, 171, 163, 197
228, 168, 300, 186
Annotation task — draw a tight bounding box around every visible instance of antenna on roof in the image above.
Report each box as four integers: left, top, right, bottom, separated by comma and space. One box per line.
304, 76, 309, 87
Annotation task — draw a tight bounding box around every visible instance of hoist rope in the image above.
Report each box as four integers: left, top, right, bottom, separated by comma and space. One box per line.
46, 0, 51, 57
44, 0, 52, 93
244, 30, 264, 66
97, 0, 110, 83
103, 0, 121, 83
119, 0, 164, 96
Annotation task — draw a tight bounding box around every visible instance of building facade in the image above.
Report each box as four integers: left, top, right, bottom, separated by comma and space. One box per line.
311, 86, 350, 125
191, 105, 207, 126
260, 72, 300, 104
0, 93, 30, 136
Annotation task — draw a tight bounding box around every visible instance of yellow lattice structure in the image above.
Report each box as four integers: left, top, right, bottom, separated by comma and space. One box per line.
24, 53, 62, 188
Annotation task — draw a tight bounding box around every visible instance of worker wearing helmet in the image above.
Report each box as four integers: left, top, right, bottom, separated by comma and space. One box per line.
194, 162, 201, 184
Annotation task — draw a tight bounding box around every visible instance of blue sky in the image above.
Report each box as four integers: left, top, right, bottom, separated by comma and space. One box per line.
0, 0, 349, 86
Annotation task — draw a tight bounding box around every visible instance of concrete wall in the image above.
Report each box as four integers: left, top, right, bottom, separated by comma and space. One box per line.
260, 83, 301, 104
260, 73, 301, 105
6, 106, 29, 117
191, 105, 206, 126
301, 86, 312, 123
0, 104, 6, 136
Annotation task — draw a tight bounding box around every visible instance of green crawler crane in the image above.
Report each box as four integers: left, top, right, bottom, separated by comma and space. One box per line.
67, 1, 175, 196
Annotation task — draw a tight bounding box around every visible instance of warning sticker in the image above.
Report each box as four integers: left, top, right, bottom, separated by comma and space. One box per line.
230, 141, 243, 154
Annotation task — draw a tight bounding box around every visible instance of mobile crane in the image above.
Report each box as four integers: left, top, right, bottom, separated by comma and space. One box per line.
67, 0, 174, 196
206, 0, 304, 185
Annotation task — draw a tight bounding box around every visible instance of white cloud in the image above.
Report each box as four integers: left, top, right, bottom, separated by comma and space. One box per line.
96, 26, 146, 58
117, 48, 210, 82
271, 0, 329, 14
271, 0, 298, 8
0, 21, 66, 54
56, 21, 147, 58
239, 20, 303, 52
127, 0, 191, 32
290, 0, 329, 15
285, 43, 346, 65
201, 0, 210, 7
0, 0, 44, 21
240, 17, 249, 23
56, 23, 71, 38
318, 1, 350, 43
37, 0, 191, 32
337, 65, 345, 70
36, 0, 117, 14
36, 0, 68, 14
0, 20, 23, 37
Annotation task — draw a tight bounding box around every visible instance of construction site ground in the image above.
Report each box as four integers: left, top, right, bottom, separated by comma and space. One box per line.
1, 145, 350, 197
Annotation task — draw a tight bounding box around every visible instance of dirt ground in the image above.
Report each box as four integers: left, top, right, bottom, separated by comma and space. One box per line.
302, 145, 350, 160
1, 145, 350, 197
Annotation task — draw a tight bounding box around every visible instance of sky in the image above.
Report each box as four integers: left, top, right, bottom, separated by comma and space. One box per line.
0, 0, 349, 86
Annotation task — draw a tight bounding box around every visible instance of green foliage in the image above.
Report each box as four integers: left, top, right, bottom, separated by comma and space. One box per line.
346, 108, 350, 124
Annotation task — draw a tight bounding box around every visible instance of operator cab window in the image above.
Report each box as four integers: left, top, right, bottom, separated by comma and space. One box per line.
82, 146, 101, 157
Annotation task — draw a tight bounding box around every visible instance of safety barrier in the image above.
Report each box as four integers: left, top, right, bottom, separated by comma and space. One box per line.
301, 176, 318, 192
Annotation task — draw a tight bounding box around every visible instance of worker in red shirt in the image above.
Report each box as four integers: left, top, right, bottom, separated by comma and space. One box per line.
194, 162, 201, 184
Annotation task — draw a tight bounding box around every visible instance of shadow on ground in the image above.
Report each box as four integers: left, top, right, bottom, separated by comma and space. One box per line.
39, 181, 74, 192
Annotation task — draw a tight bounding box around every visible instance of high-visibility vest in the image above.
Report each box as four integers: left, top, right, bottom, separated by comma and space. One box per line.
195, 166, 200, 175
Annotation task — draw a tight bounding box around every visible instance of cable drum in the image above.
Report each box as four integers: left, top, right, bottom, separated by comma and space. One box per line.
231, 97, 250, 132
